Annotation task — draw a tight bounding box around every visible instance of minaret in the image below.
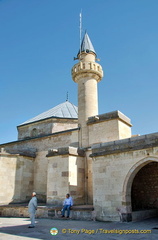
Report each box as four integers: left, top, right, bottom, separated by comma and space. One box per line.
72, 32, 103, 148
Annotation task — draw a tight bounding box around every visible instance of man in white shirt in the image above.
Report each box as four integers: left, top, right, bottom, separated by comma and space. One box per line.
62, 193, 73, 218
28, 192, 37, 228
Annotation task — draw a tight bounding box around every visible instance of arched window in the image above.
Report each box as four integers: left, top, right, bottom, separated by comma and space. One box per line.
31, 128, 37, 137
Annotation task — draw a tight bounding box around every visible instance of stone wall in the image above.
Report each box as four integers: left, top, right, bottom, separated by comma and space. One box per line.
33, 151, 48, 202
88, 111, 132, 146
1, 128, 78, 153
17, 118, 78, 140
0, 129, 78, 203
18, 119, 53, 140
91, 133, 158, 221
0, 151, 34, 205
89, 119, 120, 145
46, 147, 85, 205
118, 120, 132, 139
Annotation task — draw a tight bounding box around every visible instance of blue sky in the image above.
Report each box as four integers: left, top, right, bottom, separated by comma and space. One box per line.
0, 0, 158, 144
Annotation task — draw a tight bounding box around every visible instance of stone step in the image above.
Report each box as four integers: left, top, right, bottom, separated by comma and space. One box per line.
0, 204, 95, 221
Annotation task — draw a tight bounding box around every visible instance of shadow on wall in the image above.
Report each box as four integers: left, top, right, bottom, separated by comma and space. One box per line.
10, 154, 35, 204
0, 148, 36, 205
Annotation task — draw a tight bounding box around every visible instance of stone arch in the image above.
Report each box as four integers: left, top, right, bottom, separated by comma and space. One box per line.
122, 157, 158, 213
31, 128, 38, 137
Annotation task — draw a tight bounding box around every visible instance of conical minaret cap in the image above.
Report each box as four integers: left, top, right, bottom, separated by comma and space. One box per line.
77, 32, 96, 57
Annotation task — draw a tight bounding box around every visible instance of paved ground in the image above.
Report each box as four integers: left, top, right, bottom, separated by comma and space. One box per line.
0, 217, 158, 240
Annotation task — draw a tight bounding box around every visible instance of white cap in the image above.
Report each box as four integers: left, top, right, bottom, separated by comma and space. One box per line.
32, 192, 36, 196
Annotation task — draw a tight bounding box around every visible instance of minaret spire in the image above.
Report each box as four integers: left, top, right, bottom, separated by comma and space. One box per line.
78, 31, 96, 57
79, 11, 82, 55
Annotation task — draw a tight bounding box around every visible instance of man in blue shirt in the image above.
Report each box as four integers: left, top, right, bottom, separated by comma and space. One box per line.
62, 193, 73, 218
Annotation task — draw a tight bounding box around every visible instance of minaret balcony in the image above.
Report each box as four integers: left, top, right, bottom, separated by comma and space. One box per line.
72, 61, 103, 83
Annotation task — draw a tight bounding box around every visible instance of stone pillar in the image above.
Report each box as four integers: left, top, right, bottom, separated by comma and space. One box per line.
46, 147, 85, 205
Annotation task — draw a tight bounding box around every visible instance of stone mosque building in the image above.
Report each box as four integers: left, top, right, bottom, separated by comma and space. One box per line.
0, 32, 158, 222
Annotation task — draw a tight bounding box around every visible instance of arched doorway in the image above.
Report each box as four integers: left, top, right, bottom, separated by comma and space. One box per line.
123, 157, 158, 221
132, 161, 158, 211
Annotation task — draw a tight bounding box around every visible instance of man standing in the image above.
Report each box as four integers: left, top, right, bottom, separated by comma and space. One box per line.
62, 193, 73, 218
28, 192, 37, 228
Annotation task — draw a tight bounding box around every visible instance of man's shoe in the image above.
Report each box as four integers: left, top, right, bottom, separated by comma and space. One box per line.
67, 216, 69, 218
61, 215, 65, 218
28, 225, 35, 228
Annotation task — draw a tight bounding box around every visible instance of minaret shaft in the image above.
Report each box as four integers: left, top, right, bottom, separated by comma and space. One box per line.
78, 77, 98, 147
78, 77, 98, 120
